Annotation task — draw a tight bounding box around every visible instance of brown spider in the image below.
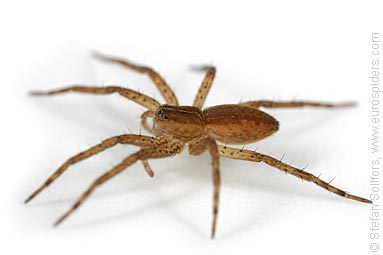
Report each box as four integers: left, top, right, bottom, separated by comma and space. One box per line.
25, 52, 371, 238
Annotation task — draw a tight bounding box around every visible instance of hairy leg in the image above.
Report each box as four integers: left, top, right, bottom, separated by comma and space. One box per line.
187, 137, 220, 238
93, 52, 179, 106
240, 100, 355, 109
218, 146, 371, 204
31, 85, 161, 111
25, 135, 161, 203
54, 141, 184, 226
192, 66, 216, 109
208, 139, 220, 238
54, 152, 140, 226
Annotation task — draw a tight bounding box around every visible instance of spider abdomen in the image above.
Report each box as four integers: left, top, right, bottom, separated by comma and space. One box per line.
203, 104, 279, 144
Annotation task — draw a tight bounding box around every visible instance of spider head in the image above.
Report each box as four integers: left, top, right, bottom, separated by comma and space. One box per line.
153, 105, 206, 141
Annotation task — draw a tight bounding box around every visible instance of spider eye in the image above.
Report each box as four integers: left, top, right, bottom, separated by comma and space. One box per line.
156, 109, 169, 120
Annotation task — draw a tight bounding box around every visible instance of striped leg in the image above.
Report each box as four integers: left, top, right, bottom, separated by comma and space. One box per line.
93, 52, 179, 106
208, 139, 220, 238
31, 85, 161, 111
54, 141, 184, 226
218, 146, 371, 204
192, 66, 216, 109
240, 100, 355, 109
25, 135, 160, 204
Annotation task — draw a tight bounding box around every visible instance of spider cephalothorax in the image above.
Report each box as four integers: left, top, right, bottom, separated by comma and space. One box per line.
153, 105, 205, 141
25, 52, 371, 238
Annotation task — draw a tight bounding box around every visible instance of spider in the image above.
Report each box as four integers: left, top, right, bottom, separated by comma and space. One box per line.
25, 52, 371, 238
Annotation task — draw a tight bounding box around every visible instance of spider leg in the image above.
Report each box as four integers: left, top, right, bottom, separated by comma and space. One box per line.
188, 137, 210, 156
31, 85, 160, 111
218, 145, 372, 204
187, 137, 220, 237
54, 152, 140, 226
54, 141, 184, 226
141, 110, 154, 133
142, 160, 154, 177
208, 139, 220, 238
191, 66, 216, 109
93, 52, 179, 106
240, 100, 355, 109
25, 135, 161, 204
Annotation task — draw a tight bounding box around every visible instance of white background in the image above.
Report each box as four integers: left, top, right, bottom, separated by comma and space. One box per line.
1, 1, 382, 255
